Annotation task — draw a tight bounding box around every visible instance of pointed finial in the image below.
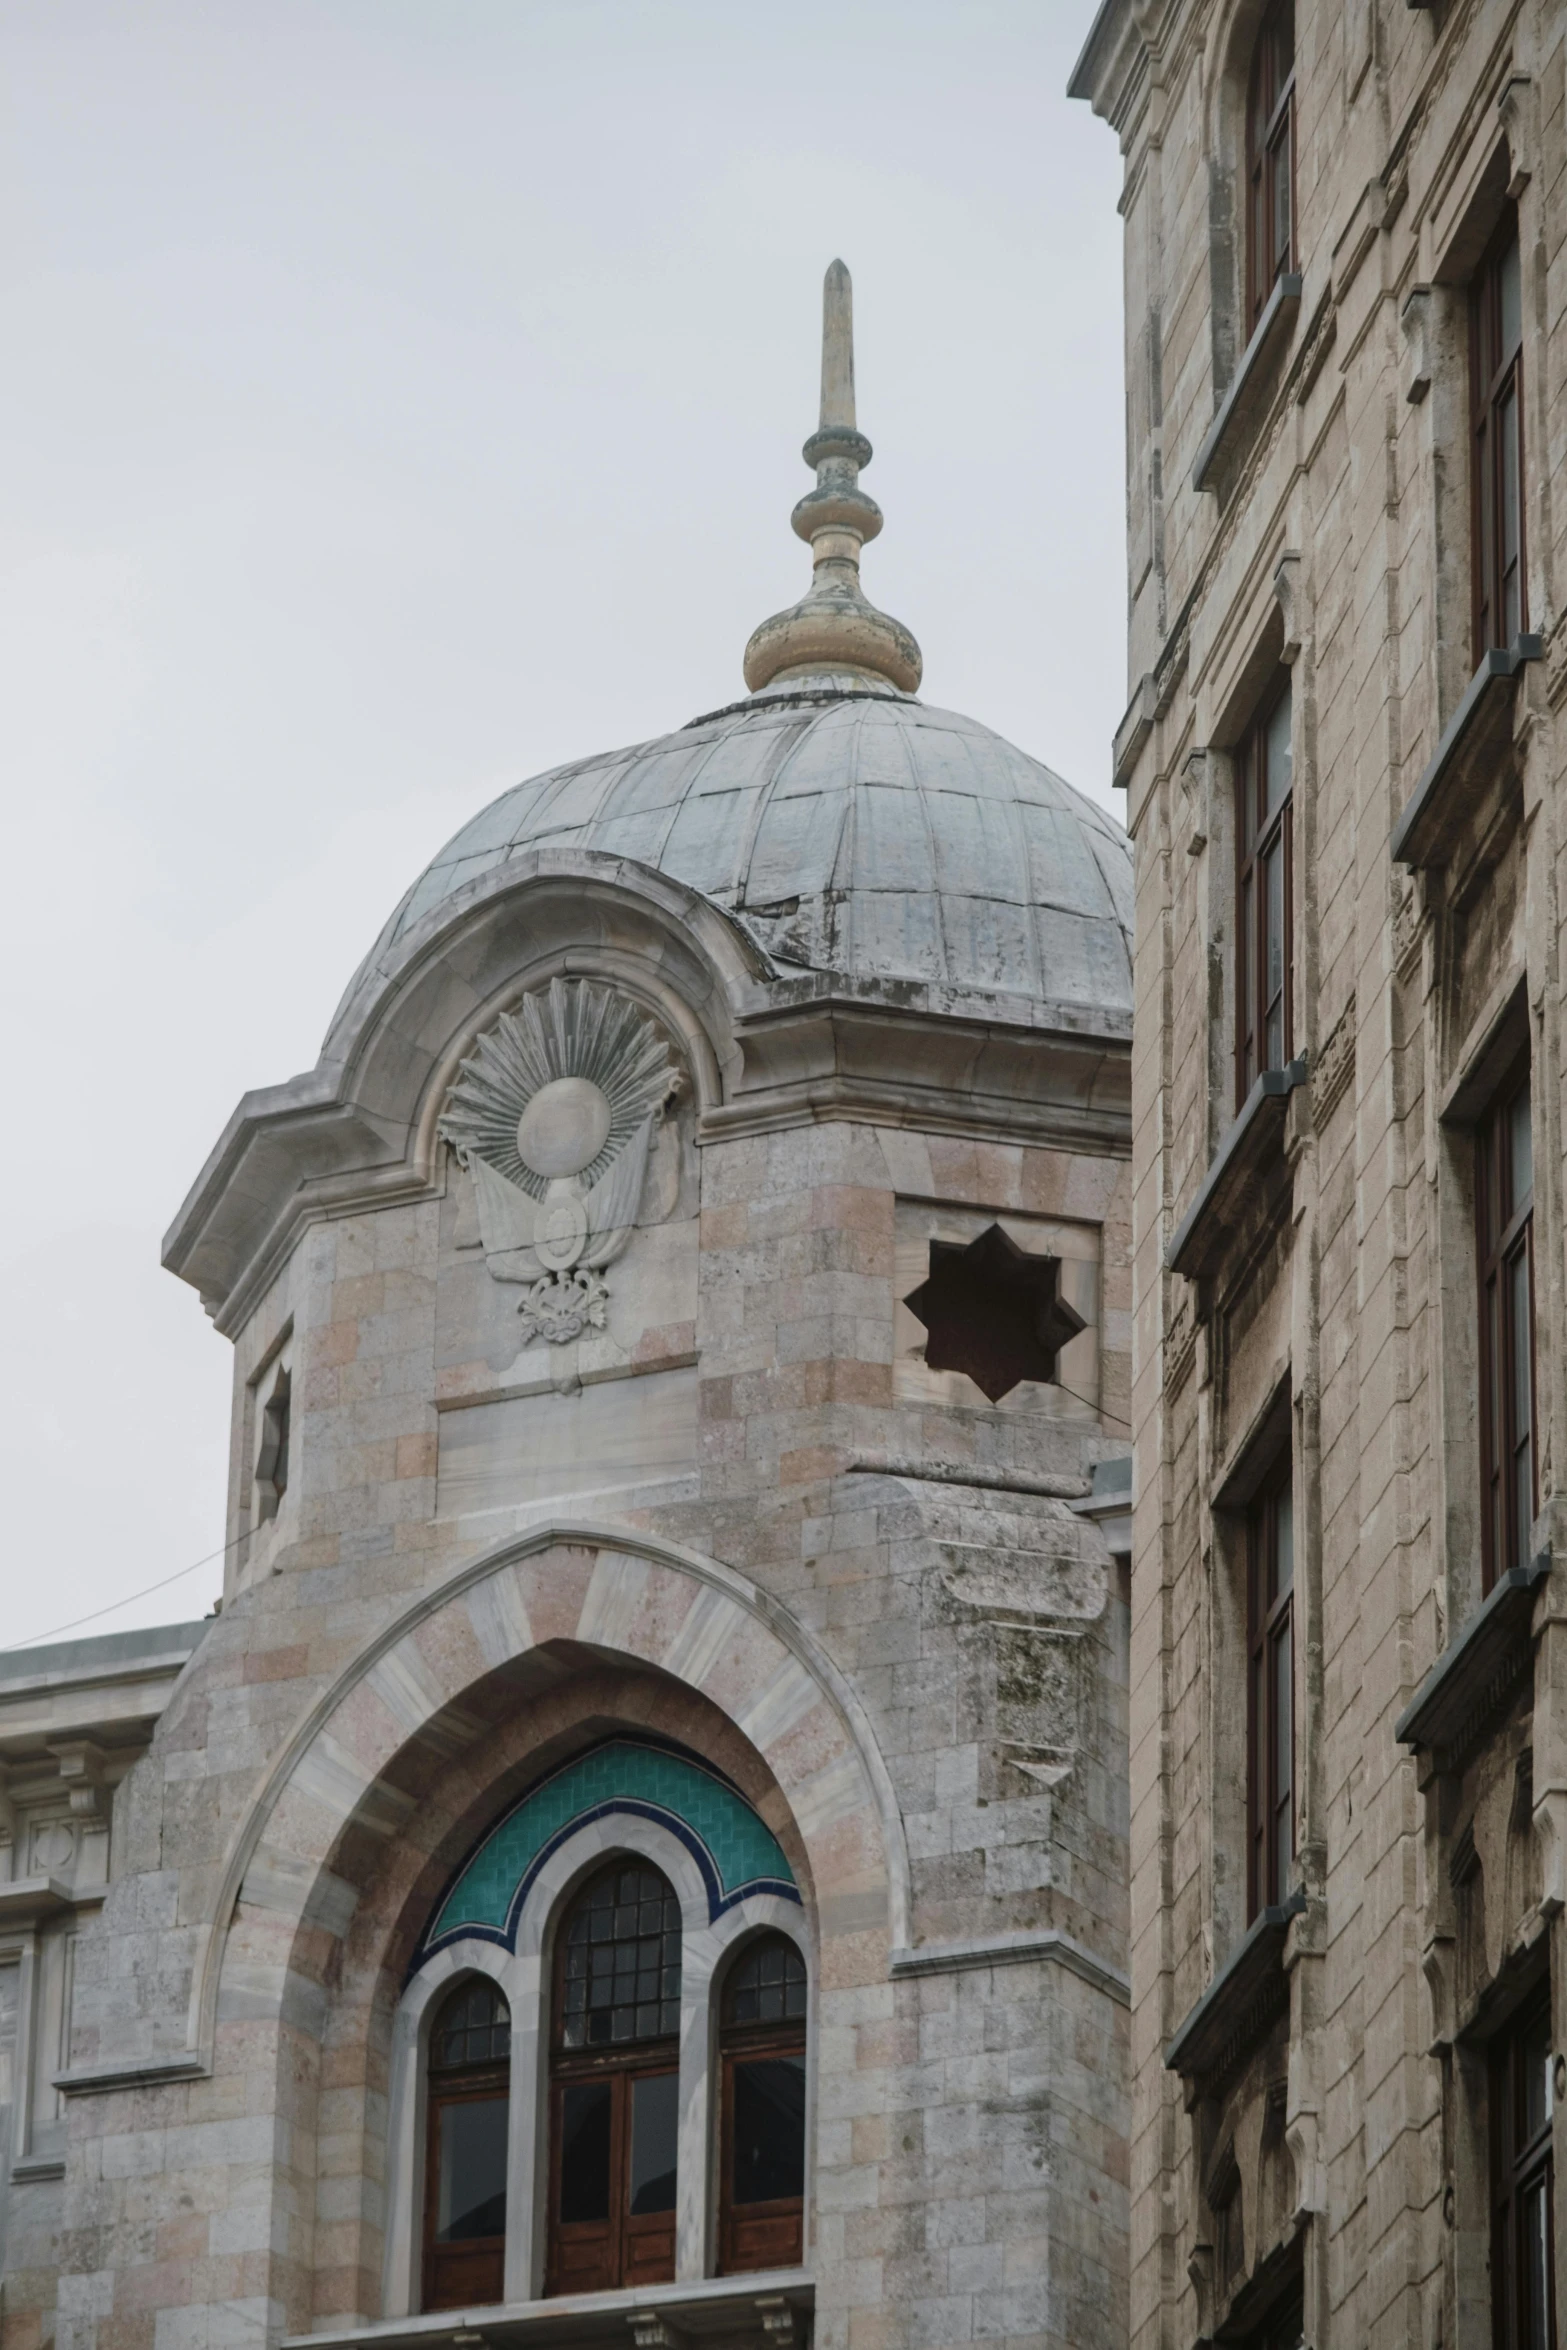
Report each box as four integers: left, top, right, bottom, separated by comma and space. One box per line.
820, 258, 856, 430
743, 261, 922, 698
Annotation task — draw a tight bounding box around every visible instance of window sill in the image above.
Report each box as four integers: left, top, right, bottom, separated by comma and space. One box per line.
1164, 1890, 1305, 2100
0, 1874, 76, 1927
1192, 273, 1304, 493
283, 2272, 813, 2350
1391, 636, 1544, 869
1394, 1552, 1549, 1776
1166, 1060, 1309, 1282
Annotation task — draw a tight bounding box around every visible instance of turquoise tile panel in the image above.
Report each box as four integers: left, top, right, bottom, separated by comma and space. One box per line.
426, 1741, 796, 1949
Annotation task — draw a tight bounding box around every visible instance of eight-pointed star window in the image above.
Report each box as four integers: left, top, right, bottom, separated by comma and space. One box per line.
902, 1223, 1086, 1404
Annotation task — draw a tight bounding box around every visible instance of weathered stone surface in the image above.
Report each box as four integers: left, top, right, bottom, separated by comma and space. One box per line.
1074, 4, 1567, 2346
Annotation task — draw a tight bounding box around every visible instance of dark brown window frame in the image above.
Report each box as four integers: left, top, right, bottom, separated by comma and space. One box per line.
1490, 1981, 1557, 2350
422, 1978, 511, 2314
1235, 675, 1295, 1110
717, 1935, 808, 2276
1472, 205, 1527, 661
1247, 1462, 1295, 1923
1245, 0, 1297, 336
1477, 1056, 1537, 1594
544, 1860, 683, 2300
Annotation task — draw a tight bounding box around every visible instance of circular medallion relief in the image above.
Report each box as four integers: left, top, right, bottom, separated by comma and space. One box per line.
516, 1076, 613, 1179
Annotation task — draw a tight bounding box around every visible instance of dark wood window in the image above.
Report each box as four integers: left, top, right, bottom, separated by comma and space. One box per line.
1247, 1467, 1294, 1921
1479, 1062, 1537, 1592
423, 1978, 510, 2312
1473, 208, 1527, 658
1245, 2295, 1304, 2350
1491, 1984, 1557, 2350
1235, 677, 1294, 1107
545, 1861, 682, 2299
1246, 0, 1296, 334
719, 1935, 807, 2275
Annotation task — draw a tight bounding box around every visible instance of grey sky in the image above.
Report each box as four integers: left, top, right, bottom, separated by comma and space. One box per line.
0, 0, 1124, 1647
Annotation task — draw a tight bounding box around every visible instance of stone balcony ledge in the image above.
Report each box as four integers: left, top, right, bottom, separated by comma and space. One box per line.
283, 2273, 813, 2350
1165, 1890, 1306, 2101
1395, 1552, 1549, 1777
1391, 636, 1544, 869
1192, 273, 1304, 493
1166, 1061, 1308, 1282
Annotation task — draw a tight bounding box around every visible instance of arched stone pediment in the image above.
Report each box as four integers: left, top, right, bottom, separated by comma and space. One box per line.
191, 1522, 907, 2067
164, 851, 759, 1333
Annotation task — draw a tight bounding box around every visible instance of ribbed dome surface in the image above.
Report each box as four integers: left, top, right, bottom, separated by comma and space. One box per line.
370, 688, 1132, 1017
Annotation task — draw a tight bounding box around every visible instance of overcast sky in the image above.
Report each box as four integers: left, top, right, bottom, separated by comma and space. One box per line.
0, 0, 1126, 1650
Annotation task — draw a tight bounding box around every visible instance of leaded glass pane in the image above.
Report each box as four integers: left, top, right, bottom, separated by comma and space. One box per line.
724, 1934, 808, 2026
433, 1978, 511, 2071
559, 1863, 681, 2049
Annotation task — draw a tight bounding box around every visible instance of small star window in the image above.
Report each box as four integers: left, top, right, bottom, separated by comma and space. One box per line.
902, 1223, 1085, 1403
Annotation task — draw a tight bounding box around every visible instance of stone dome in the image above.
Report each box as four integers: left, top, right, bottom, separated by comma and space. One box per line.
367, 685, 1132, 1018
355, 263, 1132, 1030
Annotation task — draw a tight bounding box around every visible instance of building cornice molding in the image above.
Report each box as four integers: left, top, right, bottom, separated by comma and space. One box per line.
163, 857, 1132, 1334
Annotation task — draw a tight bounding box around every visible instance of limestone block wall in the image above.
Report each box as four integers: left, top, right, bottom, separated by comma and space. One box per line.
1073, 1, 1567, 2346
14, 880, 1133, 2350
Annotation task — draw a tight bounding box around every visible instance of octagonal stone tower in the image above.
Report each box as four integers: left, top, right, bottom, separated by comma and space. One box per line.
28, 267, 1134, 2350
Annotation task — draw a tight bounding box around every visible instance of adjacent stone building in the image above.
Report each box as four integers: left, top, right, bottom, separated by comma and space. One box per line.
1073, 3, 1567, 2347
0, 268, 1137, 2350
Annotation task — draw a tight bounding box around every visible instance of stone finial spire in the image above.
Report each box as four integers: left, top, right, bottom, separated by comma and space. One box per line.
743, 261, 923, 697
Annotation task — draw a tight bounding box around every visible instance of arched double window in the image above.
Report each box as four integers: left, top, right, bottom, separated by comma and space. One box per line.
546, 1861, 683, 2296
423, 1979, 511, 2311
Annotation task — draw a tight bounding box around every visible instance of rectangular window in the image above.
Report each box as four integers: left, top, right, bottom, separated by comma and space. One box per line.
1248, 1468, 1294, 1921
1246, 0, 1296, 334
1235, 678, 1294, 1107
1472, 209, 1527, 658
1478, 1062, 1536, 1592
1491, 1985, 1556, 2350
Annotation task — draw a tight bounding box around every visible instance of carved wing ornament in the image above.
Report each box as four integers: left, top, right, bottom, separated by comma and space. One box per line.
438, 977, 680, 1342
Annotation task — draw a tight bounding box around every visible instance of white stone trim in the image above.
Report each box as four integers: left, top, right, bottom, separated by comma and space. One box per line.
383, 1939, 516, 2318
190, 1519, 906, 2075
388, 1813, 814, 2314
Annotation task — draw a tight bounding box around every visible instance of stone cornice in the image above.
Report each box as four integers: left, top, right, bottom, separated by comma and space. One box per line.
164, 859, 1132, 1335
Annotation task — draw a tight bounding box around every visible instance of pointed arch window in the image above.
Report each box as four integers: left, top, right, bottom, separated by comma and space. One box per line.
546, 1862, 683, 2299
718, 1935, 808, 2274
423, 1979, 510, 2312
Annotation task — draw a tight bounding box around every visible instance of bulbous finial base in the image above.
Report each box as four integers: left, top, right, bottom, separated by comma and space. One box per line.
743, 586, 922, 696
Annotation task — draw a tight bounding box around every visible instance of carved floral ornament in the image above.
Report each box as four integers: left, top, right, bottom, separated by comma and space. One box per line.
438, 978, 681, 1342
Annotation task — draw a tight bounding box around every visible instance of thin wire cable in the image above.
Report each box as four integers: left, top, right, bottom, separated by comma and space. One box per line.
8, 1375, 1124, 1655
1053, 1381, 1132, 1433
7, 1531, 245, 1652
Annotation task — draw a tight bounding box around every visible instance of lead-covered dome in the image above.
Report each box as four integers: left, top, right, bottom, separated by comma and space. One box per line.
355, 261, 1131, 1029
370, 686, 1131, 1016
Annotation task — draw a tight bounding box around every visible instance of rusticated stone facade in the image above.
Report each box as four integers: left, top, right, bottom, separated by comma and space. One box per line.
1074, 3, 1567, 2347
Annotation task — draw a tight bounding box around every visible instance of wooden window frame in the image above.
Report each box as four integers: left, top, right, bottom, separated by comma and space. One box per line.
1247, 1464, 1295, 1923
422, 1983, 510, 2314
543, 1862, 682, 2300
718, 2020, 807, 2274
1235, 677, 1294, 1109
1245, 0, 1296, 335
1478, 1057, 1537, 1594
1490, 1983, 1557, 2350
545, 2054, 680, 2298
1471, 206, 1527, 660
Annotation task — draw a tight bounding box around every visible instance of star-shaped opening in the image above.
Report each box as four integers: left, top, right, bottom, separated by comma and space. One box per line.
903, 1223, 1087, 1404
